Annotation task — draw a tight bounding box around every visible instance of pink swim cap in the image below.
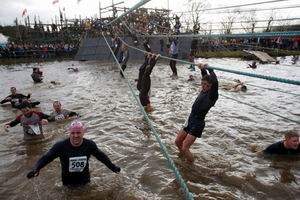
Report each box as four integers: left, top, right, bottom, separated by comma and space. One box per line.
69, 120, 84, 131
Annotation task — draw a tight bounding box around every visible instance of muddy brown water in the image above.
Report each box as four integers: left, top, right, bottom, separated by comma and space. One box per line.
0, 57, 299, 200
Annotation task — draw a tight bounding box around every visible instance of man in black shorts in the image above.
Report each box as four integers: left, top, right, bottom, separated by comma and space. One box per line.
26, 120, 121, 185
175, 63, 219, 162
264, 130, 300, 155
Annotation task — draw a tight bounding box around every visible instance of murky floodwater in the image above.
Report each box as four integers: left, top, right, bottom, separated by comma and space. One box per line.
0, 56, 299, 200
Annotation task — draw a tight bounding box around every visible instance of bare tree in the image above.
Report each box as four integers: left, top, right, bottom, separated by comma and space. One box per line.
221, 12, 237, 34
183, 0, 208, 33
182, 14, 192, 32
264, 11, 276, 32
241, 10, 257, 33
276, 15, 291, 32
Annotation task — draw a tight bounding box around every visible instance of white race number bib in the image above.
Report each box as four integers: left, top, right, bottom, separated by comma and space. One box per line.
54, 114, 66, 121
69, 156, 87, 172
28, 125, 41, 135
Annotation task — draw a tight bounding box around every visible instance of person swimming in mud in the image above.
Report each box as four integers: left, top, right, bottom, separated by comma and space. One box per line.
264, 130, 300, 155
175, 63, 219, 162
67, 64, 79, 72
187, 75, 195, 81
26, 120, 121, 186
0, 87, 40, 109
48, 101, 79, 121
31, 67, 43, 83
222, 79, 247, 92
4, 101, 49, 140
248, 61, 257, 69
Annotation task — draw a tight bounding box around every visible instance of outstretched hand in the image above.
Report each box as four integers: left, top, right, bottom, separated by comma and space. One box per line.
155, 54, 161, 60
27, 170, 39, 179
41, 119, 48, 125
113, 165, 121, 173
4, 124, 10, 132
197, 63, 208, 70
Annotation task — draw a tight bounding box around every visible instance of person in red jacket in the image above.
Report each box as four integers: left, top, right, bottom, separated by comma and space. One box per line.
4, 101, 49, 140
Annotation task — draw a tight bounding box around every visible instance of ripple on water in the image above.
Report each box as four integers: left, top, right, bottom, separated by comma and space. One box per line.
0, 58, 299, 199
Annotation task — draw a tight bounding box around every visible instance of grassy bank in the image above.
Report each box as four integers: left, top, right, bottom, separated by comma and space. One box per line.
195, 50, 300, 59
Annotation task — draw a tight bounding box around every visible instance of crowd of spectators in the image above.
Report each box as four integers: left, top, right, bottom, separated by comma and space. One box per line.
0, 42, 77, 59
195, 37, 300, 52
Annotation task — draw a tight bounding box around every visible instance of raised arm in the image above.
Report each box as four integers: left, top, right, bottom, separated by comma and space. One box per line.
208, 68, 219, 101
201, 68, 208, 77
121, 50, 129, 65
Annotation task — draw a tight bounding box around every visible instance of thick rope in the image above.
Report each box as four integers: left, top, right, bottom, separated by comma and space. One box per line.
118, 37, 300, 86
102, 33, 194, 200
246, 83, 300, 97
220, 93, 300, 125
121, 21, 300, 55
136, 31, 300, 38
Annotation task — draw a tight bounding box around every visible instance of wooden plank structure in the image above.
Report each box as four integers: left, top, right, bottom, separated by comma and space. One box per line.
243, 50, 277, 63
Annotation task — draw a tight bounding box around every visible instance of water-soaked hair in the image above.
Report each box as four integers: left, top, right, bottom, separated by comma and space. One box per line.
53, 100, 61, 106
20, 101, 31, 109
285, 130, 299, 139
201, 75, 212, 84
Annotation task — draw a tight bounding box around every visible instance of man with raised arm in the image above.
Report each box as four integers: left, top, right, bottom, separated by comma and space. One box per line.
1, 87, 40, 109
175, 63, 219, 162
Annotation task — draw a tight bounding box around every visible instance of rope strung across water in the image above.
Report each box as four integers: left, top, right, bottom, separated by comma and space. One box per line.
220, 93, 300, 125
121, 20, 299, 55
118, 37, 300, 86
135, 31, 300, 39
246, 83, 300, 97
102, 33, 194, 200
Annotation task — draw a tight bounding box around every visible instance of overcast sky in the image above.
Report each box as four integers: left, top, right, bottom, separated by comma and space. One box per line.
0, 0, 299, 26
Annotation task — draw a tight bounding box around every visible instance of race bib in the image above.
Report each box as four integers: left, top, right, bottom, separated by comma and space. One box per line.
54, 114, 66, 121
11, 98, 19, 103
69, 156, 87, 172
28, 125, 41, 135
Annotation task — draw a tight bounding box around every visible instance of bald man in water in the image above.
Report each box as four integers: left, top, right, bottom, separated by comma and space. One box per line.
27, 120, 121, 185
